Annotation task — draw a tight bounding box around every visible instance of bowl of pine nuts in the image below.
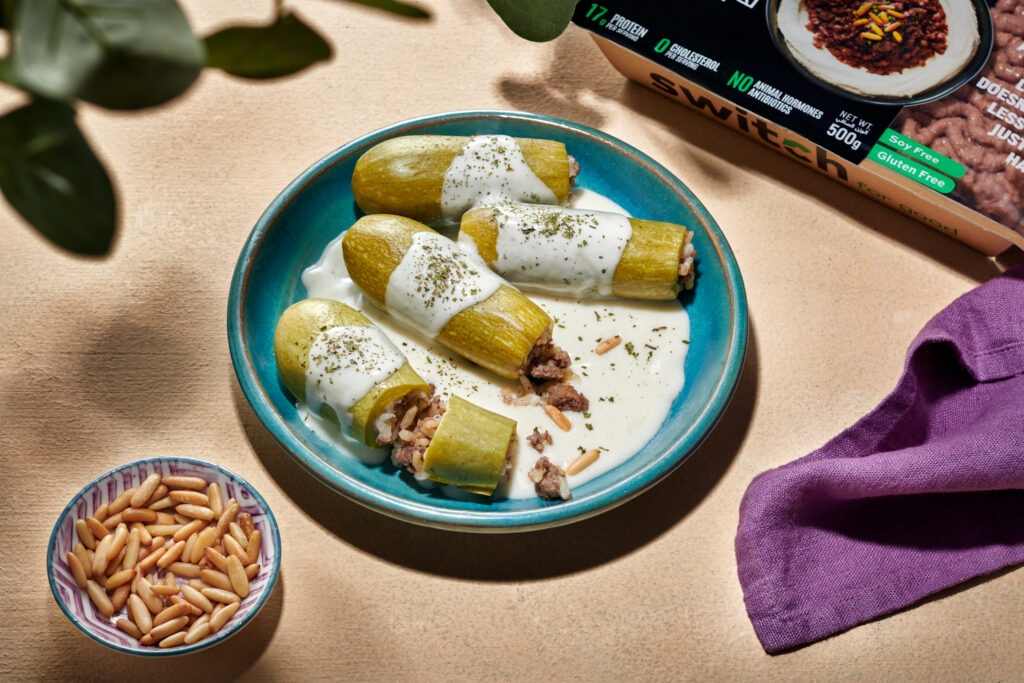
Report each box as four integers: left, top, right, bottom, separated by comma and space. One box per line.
47, 457, 281, 655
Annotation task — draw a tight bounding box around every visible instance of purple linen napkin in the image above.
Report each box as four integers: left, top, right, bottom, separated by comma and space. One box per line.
736, 263, 1024, 653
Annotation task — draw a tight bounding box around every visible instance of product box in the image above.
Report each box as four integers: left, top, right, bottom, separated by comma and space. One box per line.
572, 0, 1024, 255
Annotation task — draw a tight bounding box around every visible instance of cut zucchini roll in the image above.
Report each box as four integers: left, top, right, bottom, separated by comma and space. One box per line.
459, 204, 697, 300
392, 396, 517, 496
273, 298, 431, 447
342, 214, 573, 383
351, 134, 576, 223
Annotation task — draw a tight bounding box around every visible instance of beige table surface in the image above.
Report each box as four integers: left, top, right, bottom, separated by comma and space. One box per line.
3, 1, 1023, 680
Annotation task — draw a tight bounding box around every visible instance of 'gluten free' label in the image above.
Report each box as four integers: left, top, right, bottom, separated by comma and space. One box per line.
868, 144, 955, 195
879, 129, 966, 179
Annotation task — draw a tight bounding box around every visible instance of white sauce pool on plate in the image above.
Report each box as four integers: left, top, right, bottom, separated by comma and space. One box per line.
462, 203, 633, 298
305, 325, 405, 426
384, 230, 503, 338
440, 134, 558, 220
300, 190, 690, 499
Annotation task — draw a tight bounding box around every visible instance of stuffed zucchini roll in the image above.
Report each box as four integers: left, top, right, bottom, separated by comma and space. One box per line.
351, 134, 577, 223
392, 396, 516, 496
274, 298, 431, 447
459, 204, 697, 300
342, 214, 574, 384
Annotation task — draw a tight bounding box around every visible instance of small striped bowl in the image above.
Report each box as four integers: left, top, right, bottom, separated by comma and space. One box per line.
47, 457, 281, 656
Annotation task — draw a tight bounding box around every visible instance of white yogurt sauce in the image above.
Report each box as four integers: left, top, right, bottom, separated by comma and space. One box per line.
461, 203, 633, 298
305, 325, 405, 427
440, 135, 558, 221
384, 230, 504, 338
300, 191, 690, 499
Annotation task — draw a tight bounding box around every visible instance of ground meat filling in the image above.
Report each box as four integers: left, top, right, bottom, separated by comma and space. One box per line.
544, 383, 589, 413
528, 457, 572, 501
568, 155, 580, 188
805, 0, 948, 75
375, 389, 432, 446
523, 329, 572, 382
390, 395, 446, 476
526, 427, 553, 453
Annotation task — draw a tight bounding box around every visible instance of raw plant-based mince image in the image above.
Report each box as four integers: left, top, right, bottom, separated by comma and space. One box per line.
894, 0, 1024, 234
776, 0, 982, 98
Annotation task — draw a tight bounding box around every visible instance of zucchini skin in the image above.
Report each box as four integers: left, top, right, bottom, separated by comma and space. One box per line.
273, 298, 429, 447
342, 215, 552, 379
351, 135, 571, 222
423, 396, 516, 495
460, 207, 689, 301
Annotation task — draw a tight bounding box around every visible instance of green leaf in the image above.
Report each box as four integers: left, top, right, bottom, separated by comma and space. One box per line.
204, 12, 332, 80
486, 0, 580, 41
339, 0, 430, 19
0, 99, 116, 255
8, 0, 204, 110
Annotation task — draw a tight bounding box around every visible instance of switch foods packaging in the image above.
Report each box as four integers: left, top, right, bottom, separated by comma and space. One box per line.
573, 0, 1024, 255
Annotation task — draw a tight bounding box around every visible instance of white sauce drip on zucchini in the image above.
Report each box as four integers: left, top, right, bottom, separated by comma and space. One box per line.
463, 203, 633, 297
440, 135, 557, 220
384, 230, 503, 338
305, 325, 405, 428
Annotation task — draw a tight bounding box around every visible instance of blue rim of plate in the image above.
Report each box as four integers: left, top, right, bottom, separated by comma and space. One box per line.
228, 110, 748, 532
46, 457, 282, 656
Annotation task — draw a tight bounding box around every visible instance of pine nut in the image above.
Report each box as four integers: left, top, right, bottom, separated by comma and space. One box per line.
176, 504, 214, 521
122, 508, 157, 523
153, 601, 192, 627
105, 568, 135, 590
131, 473, 162, 508
594, 335, 622, 354
131, 522, 152, 546
226, 555, 250, 598
149, 536, 167, 552
245, 563, 260, 580
567, 449, 600, 476
189, 579, 210, 591
148, 616, 189, 640
92, 536, 112, 576
204, 547, 229, 573
208, 483, 224, 518
245, 530, 262, 565
110, 583, 131, 612
85, 517, 109, 540
156, 541, 186, 568
223, 535, 248, 566
73, 543, 93, 579
173, 513, 191, 525
209, 601, 239, 633
102, 512, 123, 530
124, 528, 141, 570
145, 524, 182, 536
155, 512, 177, 525
167, 562, 201, 578
150, 584, 180, 596
162, 476, 208, 491
169, 595, 203, 616
159, 631, 188, 648
75, 520, 97, 550
137, 546, 166, 572
66, 552, 88, 589
106, 546, 127, 576
184, 617, 211, 645
148, 496, 174, 511
116, 618, 142, 639
216, 502, 240, 536
190, 527, 219, 564
229, 523, 248, 548
174, 519, 207, 542
136, 577, 163, 614
86, 580, 114, 617
108, 488, 136, 515
170, 490, 209, 506
238, 513, 255, 539
544, 404, 572, 431
200, 569, 234, 592
201, 587, 241, 604
128, 594, 153, 634
145, 484, 168, 508
181, 584, 214, 613
107, 523, 129, 560
164, 571, 176, 587
93, 503, 109, 523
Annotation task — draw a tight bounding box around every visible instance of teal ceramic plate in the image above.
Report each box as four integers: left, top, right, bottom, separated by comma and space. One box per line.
228, 110, 747, 532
